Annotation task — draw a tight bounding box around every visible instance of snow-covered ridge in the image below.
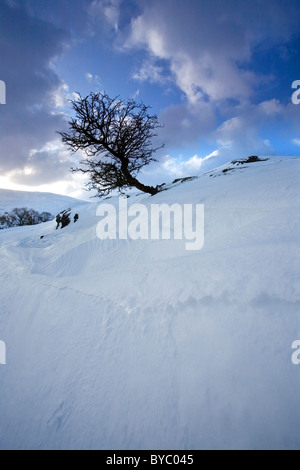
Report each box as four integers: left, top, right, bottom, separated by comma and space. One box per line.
0, 188, 87, 215
0, 156, 299, 450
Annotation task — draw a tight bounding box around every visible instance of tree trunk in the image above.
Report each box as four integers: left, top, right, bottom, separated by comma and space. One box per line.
122, 167, 159, 195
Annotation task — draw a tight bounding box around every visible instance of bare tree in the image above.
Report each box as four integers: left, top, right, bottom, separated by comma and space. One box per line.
0, 208, 53, 229
58, 92, 164, 197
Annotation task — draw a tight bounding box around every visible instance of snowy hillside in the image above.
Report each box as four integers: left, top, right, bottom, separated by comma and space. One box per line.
0, 188, 86, 215
0, 156, 299, 450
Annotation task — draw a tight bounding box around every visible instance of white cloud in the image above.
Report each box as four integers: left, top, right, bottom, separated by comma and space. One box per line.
89, 0, 122, 31
133, 58, 171, 85
215, 115, 274, 159
8, 140, 75, 186
292, 138, 300, 147
103, 4, 119, 30
143, 149, 224, 184
259, 99, 283, 115
51, 80, 71, 108
161, 154, 204, 177
131, 89, 140, 99
85, 72, 102, 89
123, 0, 300, 105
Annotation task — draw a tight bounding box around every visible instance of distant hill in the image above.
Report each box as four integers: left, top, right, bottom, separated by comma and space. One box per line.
0, 188, 87, 215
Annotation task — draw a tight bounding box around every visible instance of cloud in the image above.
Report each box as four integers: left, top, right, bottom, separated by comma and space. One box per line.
211, 96, 300, 161
89, 0, 121, 32
7, 142, 75, 186
142, 149, 225, 184
88, 0, 139, 38
133, 57, 171, 85
103, 0, 121, 30
86, 72, 103, 90
152, 95, 298, 181
161, 154, 204, 177
215, 116, 274, 158
0, 1, 72, 186
124, 0, 300, 104
157, 100, 216, 154
258, 99, 283, 116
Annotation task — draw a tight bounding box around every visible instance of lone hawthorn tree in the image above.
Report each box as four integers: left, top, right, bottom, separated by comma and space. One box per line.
59, 92, 164, 197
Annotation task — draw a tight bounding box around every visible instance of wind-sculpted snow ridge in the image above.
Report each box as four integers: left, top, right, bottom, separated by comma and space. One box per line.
0, 156, 299, 450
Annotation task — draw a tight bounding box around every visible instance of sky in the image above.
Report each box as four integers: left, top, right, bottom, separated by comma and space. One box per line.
0, 0, 299, 199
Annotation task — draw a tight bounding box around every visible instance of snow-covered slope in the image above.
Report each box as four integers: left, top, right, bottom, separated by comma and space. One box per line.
0, 188, 86, 215
0, 157, 299, 450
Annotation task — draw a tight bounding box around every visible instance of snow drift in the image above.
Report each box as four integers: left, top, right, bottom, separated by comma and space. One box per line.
0, 156, 299, 450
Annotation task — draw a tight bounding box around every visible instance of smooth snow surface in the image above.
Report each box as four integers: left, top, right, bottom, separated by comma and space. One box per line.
0, 157, 299, 450
0, 188, 86, 215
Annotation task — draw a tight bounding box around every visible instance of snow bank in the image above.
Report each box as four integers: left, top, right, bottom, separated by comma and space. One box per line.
0, 157, 299, 449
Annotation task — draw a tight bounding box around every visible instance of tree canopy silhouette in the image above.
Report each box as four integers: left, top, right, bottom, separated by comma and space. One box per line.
58, 92, 164, 197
